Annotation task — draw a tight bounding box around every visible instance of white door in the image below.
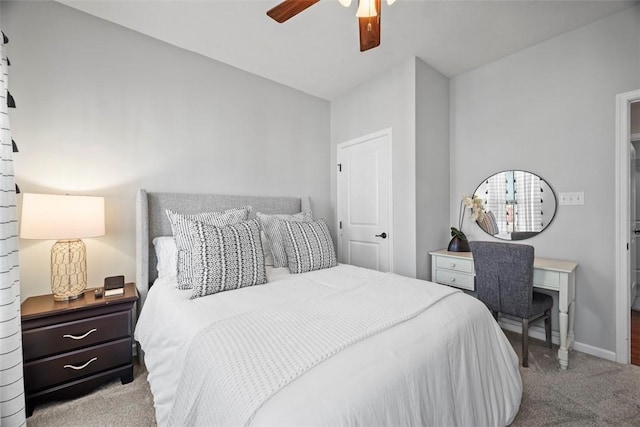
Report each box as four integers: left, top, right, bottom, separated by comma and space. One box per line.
337, 129, 392, 272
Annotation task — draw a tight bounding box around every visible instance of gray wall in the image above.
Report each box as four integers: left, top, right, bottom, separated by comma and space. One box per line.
3, 1, 330, 300
451, 6, 640, 355
415, 59, 450, 280
331, 57, 450, 279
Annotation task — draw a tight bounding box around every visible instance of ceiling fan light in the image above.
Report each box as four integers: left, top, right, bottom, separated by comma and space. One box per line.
338, 0, 352, 7
386, 0, 396, 5
356, 0, 377, 18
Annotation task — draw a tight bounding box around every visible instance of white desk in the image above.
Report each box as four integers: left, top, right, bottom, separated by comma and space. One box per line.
430, 249, 578, 370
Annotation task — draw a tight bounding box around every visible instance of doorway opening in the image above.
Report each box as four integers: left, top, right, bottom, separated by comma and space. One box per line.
630, 102, 640, 365
615, 89, 640, 365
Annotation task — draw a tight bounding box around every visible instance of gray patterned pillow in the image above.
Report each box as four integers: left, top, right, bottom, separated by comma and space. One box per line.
166, 207, 251, 289
478, 210, 499, 236
257, 211, 312, 268
485, 211, 499, 235
281, 219, 337, 274
186, 219, 267, 299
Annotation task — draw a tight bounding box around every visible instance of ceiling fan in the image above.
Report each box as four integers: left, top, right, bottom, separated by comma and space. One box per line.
267, 0, 396, 52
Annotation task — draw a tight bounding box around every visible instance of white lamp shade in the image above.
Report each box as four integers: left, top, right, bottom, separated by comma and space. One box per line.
356, 0, 377, 17
20, 193, 105, 240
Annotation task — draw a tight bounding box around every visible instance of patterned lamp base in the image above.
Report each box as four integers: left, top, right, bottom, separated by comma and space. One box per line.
50, 239, 87, 301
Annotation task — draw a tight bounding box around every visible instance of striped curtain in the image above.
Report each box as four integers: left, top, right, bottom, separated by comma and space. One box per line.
482, 174, 508, 233
514, 171, 543, 232
0, 31, 25, 426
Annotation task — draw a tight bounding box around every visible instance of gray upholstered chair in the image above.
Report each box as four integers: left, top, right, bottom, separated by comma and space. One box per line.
469, 241, 552, 367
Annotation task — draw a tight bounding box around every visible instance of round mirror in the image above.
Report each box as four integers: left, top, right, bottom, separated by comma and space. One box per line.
473, 170, 557, 240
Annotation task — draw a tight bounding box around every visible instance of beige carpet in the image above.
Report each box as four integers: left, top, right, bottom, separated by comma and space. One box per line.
27, 363, 156, 427
27, 332, 640, 426
508, 331, 640, 426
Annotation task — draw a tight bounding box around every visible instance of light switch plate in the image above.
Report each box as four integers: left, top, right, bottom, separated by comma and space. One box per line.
559, 192, 585, 205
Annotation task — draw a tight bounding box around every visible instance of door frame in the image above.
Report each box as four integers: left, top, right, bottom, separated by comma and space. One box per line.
615, 89, 640, 363
337, 127, 394, 272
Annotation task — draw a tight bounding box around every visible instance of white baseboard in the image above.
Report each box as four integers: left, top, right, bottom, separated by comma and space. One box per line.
498, 317, 617, 362
572, 341, 616, 361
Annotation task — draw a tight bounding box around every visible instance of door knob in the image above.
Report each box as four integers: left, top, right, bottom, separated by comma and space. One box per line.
375, 232, 387, 239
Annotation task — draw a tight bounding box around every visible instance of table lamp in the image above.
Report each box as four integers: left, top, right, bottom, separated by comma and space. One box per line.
20, 193, 105, 301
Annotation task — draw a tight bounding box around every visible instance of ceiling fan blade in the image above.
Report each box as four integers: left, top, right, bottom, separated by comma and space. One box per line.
358, 0, 381, 51
267, 0, 320, 23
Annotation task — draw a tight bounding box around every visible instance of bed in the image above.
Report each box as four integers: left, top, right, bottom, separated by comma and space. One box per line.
134, 190, 523, 426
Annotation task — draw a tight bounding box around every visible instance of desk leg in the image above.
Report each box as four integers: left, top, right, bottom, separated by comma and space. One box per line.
568, 300, 575, 350
558, 308, 569, 370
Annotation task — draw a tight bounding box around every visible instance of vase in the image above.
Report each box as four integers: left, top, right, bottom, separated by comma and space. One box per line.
447, 236, 470, 252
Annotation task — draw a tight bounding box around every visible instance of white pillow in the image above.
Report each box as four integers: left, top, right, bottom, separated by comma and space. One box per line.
153, 236, 178, 279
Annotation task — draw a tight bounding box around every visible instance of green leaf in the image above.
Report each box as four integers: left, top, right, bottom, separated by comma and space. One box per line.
450, 227, 467, 240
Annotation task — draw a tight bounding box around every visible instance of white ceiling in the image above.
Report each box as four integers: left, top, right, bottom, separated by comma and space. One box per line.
58, 0, 637, 100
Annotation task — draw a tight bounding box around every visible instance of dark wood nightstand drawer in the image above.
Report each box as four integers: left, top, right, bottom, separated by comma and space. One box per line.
22, 310, 132, 361
24, 338, 132, 393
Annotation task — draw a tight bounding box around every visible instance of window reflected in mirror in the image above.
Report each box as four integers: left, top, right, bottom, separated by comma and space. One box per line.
473, 170, 557, 241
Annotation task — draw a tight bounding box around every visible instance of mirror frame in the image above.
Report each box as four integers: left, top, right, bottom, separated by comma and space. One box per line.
473, 170, 557, 241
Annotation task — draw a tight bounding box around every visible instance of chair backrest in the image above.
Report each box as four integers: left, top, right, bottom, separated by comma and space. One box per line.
469, 241, 534, 318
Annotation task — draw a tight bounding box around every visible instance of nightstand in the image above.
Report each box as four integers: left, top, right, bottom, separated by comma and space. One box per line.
21, 282, 138, 416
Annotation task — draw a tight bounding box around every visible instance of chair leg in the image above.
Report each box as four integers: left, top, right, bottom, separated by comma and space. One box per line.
545, 309, 552, 349
522, 318, 529, 367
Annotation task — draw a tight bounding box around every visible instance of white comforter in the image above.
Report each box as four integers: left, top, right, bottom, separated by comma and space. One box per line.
135, 264, 522, 427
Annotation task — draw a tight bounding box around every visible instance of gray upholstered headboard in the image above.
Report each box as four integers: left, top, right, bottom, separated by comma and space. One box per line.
135, 189, 310, 306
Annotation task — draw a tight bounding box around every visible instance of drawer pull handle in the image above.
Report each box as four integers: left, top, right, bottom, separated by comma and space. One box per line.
450, 277, 456, 282
64, 357, 97, 370
450, 262, 456, 268
63, 328, 97, 340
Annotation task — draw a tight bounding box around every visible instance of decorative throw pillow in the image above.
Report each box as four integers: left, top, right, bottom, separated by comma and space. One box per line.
260, 231, 274, 266
281, 219, 338, 274
477, 211, 499, 236
485, 211, 499, 235
257, 211, 313, 268
152, 236, 177, 278
166, 206, 251, 289
477, 214, 491, 235
186, 219, 267, 299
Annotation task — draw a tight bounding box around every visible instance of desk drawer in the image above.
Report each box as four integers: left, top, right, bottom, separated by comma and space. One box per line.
23, 311, 132, 361
435, 256, 474, 273
24, 338, 132, 393
435, 269, 475, 291
533, 269, 560, 290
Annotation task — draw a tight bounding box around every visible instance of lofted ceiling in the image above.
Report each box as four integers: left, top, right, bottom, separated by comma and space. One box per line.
58, 0, 637, 100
